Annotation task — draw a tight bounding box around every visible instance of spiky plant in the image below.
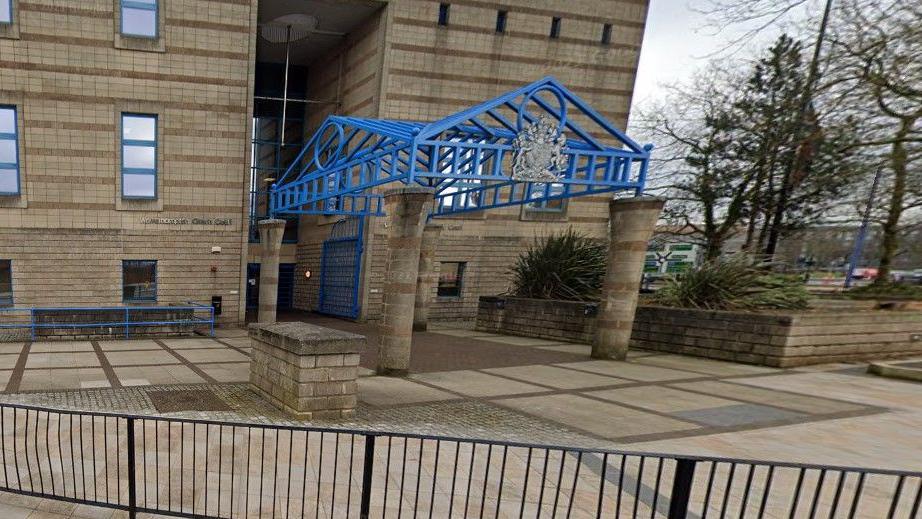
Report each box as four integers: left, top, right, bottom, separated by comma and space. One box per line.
509, 228, 607, 301
652, 255, 809, 311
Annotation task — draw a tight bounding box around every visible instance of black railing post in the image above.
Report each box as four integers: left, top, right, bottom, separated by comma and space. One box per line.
359, 434, 376, 519
668, 458, 696, 519
126, 417, 137, 519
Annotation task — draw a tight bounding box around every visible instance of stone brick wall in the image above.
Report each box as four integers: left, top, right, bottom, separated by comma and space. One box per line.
0, 0, 258, 323
631, 306, 922, 367
476, 300, 922, 367
476, 296, 597, 343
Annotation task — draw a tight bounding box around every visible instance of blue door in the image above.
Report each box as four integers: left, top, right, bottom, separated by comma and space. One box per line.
319, 218, 364, 318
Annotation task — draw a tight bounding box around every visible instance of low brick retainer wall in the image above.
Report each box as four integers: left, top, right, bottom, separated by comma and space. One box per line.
476, 296, 598, 344
476, 296, 922, 367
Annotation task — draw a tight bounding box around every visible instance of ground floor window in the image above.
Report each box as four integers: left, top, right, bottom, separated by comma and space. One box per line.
437, 262, 466, 297
0, 260, 11, 307
123, 260, 157, 302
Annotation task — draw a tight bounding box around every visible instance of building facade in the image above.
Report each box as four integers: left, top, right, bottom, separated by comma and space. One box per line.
0, 0, 650, 325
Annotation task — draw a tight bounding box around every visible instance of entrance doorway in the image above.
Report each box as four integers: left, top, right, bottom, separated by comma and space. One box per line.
246, 262, 296, 310
318, 217, 364, 318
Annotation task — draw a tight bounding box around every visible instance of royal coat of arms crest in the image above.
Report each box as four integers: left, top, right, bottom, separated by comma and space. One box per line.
511, 115, 567, 182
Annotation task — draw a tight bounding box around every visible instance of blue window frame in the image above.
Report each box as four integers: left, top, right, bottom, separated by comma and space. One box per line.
123, 260, 157, 302
0, 260, 11, 308
120, 0, 158, 38
0, 0, 12, 24
121, 113, 157, 199
0, 106, 19, 195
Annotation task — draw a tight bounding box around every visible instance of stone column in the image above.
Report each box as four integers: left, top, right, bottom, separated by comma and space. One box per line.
413, 223, 442, 331
257, 219, 286, 324
378, 186, 435, 376
592, 196, 665, 360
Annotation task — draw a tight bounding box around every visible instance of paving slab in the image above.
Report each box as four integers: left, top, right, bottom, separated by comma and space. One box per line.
161, 338, 226, 349
473, 335, 569, 347
113, 365, 205, 386
494, 394, 699, 439
19, 368, 109, 391
198, 362, 251, 383
104, 350, 181, 366
672, 403, 804, 427
0, 354, 20, 370
671, 380, 864, 414
97, 339, 163, 351
29, 341, 95, 353
586, 385, 738, 413
24, 352, 101, 369
0, 343, 23, 355
429, 329, 497, 338
632, 354, 779, 377
536, 344, 592, 355
0, 370, 11, 389
175, 348, 249, 364
554, 360, 700, 382
482, 365, 629, 390
358, 377, 457, 407
728, 372, 922, 411
410, 370, 546, 397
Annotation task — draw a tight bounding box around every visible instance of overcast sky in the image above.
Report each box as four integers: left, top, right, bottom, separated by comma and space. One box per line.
629, 0, 814, 129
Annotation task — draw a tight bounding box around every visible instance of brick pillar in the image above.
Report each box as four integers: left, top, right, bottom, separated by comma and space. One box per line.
378, 186, 435, 376
257, 219, 286, 324
592, 196, 665, 360
413, 223, 442, 331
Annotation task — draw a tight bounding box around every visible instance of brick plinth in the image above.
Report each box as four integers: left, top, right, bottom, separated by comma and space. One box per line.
592, 196, 665, 360
248, 322, 364, 419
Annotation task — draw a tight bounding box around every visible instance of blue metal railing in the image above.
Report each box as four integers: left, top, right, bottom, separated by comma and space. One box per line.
0, 302, 215, 340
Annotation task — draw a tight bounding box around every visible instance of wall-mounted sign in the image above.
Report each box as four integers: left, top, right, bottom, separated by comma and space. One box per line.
142, 217, 233, 226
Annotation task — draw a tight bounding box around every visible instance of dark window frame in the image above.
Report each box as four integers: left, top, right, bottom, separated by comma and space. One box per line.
601, 23, 612, 45
0, 259, 11, 308
495, 10, 507, 33
437, 261, 466, 298
437, 3, 450, 26
550, 17, 561, 39
122, 259, 157, 303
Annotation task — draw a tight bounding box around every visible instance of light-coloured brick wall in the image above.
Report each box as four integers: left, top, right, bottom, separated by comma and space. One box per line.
358, 0, 649, 322
0, 0, 258, 323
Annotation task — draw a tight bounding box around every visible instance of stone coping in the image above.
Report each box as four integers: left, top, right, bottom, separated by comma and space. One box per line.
247, 322, 365, 356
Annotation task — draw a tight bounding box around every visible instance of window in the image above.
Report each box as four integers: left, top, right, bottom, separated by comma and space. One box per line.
0, 0, 11, 24
526, 183, 566, 212
601, 23, 612, 44
121, 113, 157, 199
123, 260, 157, 302
0, 260, 11, 307
496, 10, 507, 33
121, 0, 158, 38
437, 262, 465, 298
0, 106, 19, 195
550, 17, 561, 39
437, 3, 450, 26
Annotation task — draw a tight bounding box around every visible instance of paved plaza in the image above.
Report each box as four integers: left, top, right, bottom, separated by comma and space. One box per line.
0, 315, 920, 517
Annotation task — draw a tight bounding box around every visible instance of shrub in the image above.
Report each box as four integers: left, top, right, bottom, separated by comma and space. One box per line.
847, 282, 922, 299
509, 228, 607, 301
652, 255, 810, 311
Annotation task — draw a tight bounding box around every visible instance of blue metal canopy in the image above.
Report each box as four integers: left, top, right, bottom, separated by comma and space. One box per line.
270, 76, 651, 218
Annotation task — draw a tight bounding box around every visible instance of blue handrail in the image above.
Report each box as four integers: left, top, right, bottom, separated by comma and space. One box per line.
0, 303, 215, 340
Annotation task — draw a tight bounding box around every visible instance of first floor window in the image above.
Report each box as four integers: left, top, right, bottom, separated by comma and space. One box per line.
601, 23, 612, 45
0, 260, 11, 307
121, 0, 158, 38
123, 260, 157, 302
437, 262, 466, 297
496, 10, 507, 33
1, 0, 12, 24
550, 17, 561, 39
525, 183, 566, 212
122, 113, 157, 199
0, 106, 19, 195
438, 3, 450, 26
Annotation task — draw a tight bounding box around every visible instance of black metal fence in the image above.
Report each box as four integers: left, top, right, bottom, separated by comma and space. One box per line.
0, 402, 918, 518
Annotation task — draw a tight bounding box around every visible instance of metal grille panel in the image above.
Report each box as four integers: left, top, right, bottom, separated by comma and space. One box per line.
319, 218, 363, 318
